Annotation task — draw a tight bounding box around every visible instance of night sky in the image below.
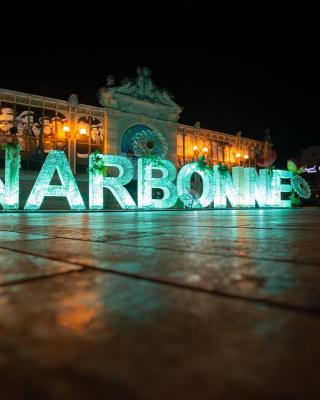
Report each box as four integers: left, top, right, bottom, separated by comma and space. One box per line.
1, 6, 318, 167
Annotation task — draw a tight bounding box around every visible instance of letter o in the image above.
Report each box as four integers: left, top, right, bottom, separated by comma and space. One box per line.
177, 163, 215, 208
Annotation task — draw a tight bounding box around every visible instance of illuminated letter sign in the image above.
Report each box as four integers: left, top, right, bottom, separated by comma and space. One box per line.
213, 165, 239, 208
137, 159, 178, 209
231, 167, 252, 207
177, 163, 215, 208
213, 166, 292, 208
89, 154, 136, 209
1, 149, 294, 211
24, 150, 85, 210
270, 169, 292, 207
242, 167, 291, 207
0, 144, 20, 210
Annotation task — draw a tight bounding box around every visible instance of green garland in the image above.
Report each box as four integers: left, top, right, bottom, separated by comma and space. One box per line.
89, 150, 107, 176
217, 162, 229, 176
197, 155, 212, 174
3, 142, 18, 150
2, 142, 20, 158
1, 142, 21, 188
290, 192, 302, 208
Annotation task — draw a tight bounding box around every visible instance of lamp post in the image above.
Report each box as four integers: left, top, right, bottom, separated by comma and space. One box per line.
243, 153, 249, 166
235, 152, 242, 166
202, 146, 209, 165
235, 151, 249, 167
193, 145, 199, 161
182, 128, 186, 166
62, 124, 71, 162
63, 125, 70, 135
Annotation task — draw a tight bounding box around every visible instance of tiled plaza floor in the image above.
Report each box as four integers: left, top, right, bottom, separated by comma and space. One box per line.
0, 208, 320, 399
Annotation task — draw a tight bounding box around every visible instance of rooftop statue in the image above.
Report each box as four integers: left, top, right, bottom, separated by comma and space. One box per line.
100, 66, 180, 108
106, 75, 115, 87
68, 94, 79, 107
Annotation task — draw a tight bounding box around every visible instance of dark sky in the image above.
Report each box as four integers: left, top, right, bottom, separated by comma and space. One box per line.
1, 6, 318, 167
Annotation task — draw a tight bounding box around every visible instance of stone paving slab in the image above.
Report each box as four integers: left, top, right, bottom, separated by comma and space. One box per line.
0, 231, 50, 242
0, 248, 82, 286
0, 270, 320, 400
2, 236, 320, 312
113, 233, 320, 264
0, 208, 320, 399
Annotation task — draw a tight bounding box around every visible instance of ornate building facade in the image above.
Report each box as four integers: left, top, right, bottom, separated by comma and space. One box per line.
0, 67, 266, 174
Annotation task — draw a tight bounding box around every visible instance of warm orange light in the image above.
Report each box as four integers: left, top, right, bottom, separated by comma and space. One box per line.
203, 147, 209, 153
62, 125, 70, 133
243, 154, 249, 160
79, 127, 87, 135
236, 152, 241, 158
193, 145, 199, 151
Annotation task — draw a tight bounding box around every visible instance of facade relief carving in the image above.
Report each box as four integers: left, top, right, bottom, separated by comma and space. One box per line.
98, 67, 182, 122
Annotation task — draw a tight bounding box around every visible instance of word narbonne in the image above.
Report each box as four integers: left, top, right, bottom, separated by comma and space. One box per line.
0, 150, 292, 210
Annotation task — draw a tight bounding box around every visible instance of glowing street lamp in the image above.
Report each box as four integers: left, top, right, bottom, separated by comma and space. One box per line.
243, 154, 249, 160
62, 125, 70, 133
79, 127, 87, 135
202, 146, 209, 160
192, 145, 199, 161
235, 152, 242, 166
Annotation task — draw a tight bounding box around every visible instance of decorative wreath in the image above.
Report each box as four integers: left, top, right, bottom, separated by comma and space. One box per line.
291, 175, 311, 199
132, 129, 168, 161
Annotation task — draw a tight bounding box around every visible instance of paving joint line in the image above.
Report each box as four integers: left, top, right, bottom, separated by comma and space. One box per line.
0, 243, 319, 317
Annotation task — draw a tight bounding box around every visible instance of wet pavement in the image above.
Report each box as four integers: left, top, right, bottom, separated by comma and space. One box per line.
0, 208, 320, 399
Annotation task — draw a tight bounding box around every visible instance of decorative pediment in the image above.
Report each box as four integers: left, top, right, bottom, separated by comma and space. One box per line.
98, 67, 182, 122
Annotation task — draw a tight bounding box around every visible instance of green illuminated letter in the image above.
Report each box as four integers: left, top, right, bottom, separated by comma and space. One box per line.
24, 150, 85, 210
